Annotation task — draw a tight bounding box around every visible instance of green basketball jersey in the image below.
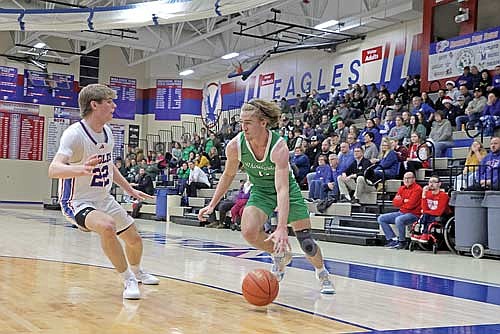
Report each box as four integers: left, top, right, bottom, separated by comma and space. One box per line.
238, 130, 295, 192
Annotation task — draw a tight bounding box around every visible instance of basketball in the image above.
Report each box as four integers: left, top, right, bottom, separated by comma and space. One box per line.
242, 269, 279, 306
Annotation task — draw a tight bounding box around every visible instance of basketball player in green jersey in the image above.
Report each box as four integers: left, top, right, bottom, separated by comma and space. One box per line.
198, 99, 335, 294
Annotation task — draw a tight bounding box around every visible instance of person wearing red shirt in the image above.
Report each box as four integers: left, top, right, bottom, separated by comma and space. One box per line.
416, 175, 450, 243
378, 171, 422, 249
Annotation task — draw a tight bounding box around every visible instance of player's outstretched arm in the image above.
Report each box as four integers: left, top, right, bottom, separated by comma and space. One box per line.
48, 153, 100, 179
198, 138, 240, 221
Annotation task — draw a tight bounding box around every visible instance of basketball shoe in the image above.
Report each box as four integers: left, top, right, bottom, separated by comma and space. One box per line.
123, 277, 141, 299
271, 251, 292, 282
135, 270, 160, 285
317, 269, 336, 294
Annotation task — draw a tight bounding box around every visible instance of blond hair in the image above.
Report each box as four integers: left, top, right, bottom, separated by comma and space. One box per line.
241, 99, 280, 128
78, 84, 117, 118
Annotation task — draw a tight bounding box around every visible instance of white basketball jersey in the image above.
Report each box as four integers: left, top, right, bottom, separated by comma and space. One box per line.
57, 120, 114, 206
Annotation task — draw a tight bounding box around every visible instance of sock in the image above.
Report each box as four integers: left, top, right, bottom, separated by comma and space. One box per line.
120, 268, 135, 281
315, 266, 327, 276
392, 237, 398, 241
130, 264, 142, 276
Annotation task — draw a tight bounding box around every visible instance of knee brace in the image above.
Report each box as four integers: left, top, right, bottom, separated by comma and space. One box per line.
295, 229, 318, 257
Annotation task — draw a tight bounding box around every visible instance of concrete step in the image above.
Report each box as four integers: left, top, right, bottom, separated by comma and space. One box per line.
169, 206, 191, 217
384, 179, 402, 193
198, 188, 216, 197
188, 197, 207, 208
452, 147, 469, 159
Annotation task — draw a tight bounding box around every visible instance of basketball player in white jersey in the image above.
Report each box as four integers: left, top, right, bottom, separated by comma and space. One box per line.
48, 84, 159, 299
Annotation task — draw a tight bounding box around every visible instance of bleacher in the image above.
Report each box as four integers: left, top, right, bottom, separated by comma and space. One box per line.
120, 103, 498, 248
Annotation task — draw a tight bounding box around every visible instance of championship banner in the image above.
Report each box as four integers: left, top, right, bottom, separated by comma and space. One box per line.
428, 26, 500, 81
109, 76, 136, 120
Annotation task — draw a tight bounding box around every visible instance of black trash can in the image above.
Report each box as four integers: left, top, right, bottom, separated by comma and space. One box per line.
451, 191, 488, 250
482, 191, 500, 251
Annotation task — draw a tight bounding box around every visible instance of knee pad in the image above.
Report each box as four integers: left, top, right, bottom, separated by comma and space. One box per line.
295, 229, 318, 257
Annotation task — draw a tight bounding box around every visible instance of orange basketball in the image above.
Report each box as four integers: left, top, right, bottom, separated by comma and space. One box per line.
242, 269, 279, 306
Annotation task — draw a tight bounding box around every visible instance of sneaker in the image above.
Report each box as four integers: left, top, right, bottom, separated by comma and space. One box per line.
350, 198, 360, 205
317, 270, 336, 294
393, 241, 408, 250
123, 277, 140, 299
135, 270, 160, 285
271, 251, 292, 282
205, 221, 219, 228
384, 239, 399, 248
418, 233, 430, 243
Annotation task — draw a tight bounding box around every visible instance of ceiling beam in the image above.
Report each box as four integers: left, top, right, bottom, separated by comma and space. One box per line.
128, 0, 296, 67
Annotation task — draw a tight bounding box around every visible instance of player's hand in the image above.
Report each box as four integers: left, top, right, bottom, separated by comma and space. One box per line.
128, 188, 154, 201
198, 205, 214, 222
265, 226, 291, 254
81, 154, 100, 175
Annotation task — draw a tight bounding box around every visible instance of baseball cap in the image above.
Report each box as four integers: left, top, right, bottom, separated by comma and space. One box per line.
457, 95, 465, 101
474, 87, 482, 92
394, 98, 402, 104
310, 136, 318, 141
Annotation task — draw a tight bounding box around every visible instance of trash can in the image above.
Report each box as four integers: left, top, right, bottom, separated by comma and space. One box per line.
155, 186, 168, 220
482, 191, 500, 251
452, 191, 488, 249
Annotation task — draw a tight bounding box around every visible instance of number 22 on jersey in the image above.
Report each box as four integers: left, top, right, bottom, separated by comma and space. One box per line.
90, 165, 110, 187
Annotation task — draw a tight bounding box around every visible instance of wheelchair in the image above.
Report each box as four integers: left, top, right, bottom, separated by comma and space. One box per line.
409, 213, 455, 254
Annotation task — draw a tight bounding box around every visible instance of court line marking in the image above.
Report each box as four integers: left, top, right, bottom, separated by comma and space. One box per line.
0, 255, 374, 332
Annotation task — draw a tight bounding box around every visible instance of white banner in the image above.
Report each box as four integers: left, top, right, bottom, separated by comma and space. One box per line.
46, 118, 70, 161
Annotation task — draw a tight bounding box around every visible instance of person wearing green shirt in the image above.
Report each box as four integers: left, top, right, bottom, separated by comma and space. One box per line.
198, 99, 334, 294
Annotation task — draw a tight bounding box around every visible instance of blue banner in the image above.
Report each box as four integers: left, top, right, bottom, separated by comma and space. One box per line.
109, 76, 136, 120
0, 66, 18, 101
154, 79, 182, 120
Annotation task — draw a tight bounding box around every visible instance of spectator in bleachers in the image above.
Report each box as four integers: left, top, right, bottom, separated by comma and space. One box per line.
335, 118, 348, 143
362, 132, 379, 161
127, 158, 139, 182
387, 116, 409, 144
338, 100, 353, 121
478, 69, 492, 96
176, 161, 190, 195
337, 146, 372, 204
327, 86, 339, 105
182, 140, 197, 161
171, 142, 182, 163
370, 138, 400, 183
291, 147, 310, 185
317, 114, 334, 139
115, 158, 128, 178
126, 146, 136, 160
454, 141, 487, 190
455, 66, 473, 90
434, 89, 446, 111
195, 152, 210, 171
227, 180, 252, 230
346, 133, 361, 152
390, 98, 408, 118
428, 110, 453, 158
372, 90, 391, 119
205, 180, 244, 229
350, 91, 365, 119
186, 160, 210, 197
280, 97, 290, 114
442, 96, 460, 127
416, 111, 431, 135
348, 124, 359, 139
329, 109, 341, 130
217, 117, 230, 139
378, 171, 422, 249
390, 138, 409, 164
360, 84, 369, 100
302, 104, 317, 128
403, 132, 429, 174
489, 65, 500, 91
379, 111, 396, 136
308, 155, 332, 200
305, 135, 320, 164
446, 81, 461, 105
325, 153, 341, 200
456, 95, 468, 120
302, 121, 316, 139
366, 83, 379, 107
306, 139, 334, 186
187, 151, 196, 162
480, 91, 500, 136
479, 137, 500, 189
358, 118, 382, 147
337, 142, 355, 175
416, 176, 451, 243
327, 133, 340, 154
401, 110, 411, 127
404, 114, 427, 146
470, 65, 481, 90
134, 167, 155, 195
203, 131, 216, 154
208, 147, 221, 173
459, 85, 472, 107
222, 126, 236, 143
411, 96, 435, 122
230, 115, 241, 135
421, 91, 435, 110
456, 87, 487, 131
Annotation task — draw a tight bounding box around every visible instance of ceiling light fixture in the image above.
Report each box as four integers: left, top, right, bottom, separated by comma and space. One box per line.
314, 19, 339, 30
179, 69, 194, 76
33, 42, 46, 49
221, 52, 239, 60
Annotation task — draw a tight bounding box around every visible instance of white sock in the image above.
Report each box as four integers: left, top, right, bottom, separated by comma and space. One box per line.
315, 266, 327, 275
130, 264, 142, 276
120, 268, 135, 281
